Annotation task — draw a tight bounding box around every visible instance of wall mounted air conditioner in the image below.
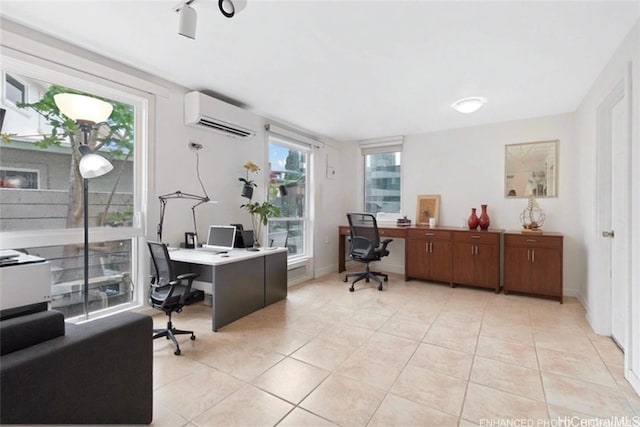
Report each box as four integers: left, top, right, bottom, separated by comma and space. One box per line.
184, 91, 256, 138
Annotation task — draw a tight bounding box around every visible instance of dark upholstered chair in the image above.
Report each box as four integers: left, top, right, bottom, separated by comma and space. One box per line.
0, 310, 152, 424
147, 241, 198, 355
343, 212, 393, 292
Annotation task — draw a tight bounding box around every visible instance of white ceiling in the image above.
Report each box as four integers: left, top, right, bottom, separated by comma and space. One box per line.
1, 1, 638, 141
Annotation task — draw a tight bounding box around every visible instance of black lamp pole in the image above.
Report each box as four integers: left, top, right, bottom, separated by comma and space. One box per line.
83, 175, 90, 319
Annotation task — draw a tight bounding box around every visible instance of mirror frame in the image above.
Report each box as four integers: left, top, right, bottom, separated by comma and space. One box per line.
505, 140, 558, 198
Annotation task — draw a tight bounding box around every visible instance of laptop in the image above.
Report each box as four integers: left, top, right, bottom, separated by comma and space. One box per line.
198, 225, 237, 253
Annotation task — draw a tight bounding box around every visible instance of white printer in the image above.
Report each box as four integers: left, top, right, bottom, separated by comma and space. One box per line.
0, 249, 51, 318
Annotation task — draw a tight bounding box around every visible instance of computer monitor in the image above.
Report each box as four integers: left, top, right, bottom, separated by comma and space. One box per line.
202, 225, 237, 252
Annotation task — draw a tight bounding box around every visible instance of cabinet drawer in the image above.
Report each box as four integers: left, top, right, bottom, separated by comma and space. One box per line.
504, 234, 563, 248
407, 229, 451, 240
378, 228, 407, 238
452, 231, 499, 244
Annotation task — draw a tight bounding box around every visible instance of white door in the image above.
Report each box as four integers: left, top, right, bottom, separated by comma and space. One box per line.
610, 93, 629, 350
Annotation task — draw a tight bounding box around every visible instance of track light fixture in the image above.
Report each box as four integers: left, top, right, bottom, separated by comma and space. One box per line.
219, 0, 247, 18
176, 0, 197, 40
175, 0, 247, 39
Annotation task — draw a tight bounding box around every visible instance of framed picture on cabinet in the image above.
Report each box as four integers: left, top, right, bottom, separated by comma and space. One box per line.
416, 194, 440, 226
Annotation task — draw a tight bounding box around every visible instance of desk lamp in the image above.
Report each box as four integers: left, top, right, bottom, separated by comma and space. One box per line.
157, 143, 216, 244
54, 93, 114, 320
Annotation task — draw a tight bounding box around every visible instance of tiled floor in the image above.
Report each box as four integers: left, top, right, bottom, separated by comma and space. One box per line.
151, 272, 640, 426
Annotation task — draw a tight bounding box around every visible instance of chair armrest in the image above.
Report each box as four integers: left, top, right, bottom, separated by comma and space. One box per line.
380, 238, 393, 249
176, 272, 199, 282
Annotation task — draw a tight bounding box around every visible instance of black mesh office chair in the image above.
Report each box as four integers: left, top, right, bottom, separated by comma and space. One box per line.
147, 241, 198, 355
343, 213, 393, 292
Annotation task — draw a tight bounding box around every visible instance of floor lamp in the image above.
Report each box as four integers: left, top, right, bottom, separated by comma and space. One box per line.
54, 93, 114, 319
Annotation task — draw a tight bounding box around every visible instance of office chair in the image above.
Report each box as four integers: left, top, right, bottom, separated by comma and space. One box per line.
343, 212, 393, 292
147, 241, 198, 355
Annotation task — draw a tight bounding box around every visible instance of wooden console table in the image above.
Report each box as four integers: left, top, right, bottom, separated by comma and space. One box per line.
339, 225, 501, 292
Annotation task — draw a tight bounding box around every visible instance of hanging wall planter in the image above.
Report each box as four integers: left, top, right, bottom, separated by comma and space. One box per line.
240, 182, 255, 199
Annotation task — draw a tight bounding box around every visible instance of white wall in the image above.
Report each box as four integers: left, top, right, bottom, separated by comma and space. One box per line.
151, 89, 267, 248
575, 20, 640, 392
339, 114, 582, 295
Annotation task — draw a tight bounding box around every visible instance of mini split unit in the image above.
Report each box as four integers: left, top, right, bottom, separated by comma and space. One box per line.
184, 91, 256, 138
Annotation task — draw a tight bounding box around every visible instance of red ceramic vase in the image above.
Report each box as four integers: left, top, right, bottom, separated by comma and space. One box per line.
467, 208, 479, 230
479, 204, 490, 230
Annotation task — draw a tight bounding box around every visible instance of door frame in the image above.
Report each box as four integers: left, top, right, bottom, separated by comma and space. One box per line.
594, 64, 634, 386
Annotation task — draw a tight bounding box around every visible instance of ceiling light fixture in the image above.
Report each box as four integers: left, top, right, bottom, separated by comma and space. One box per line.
176, 1, 197, 39
218, 0, 247, 18
451, 96, 487, 114
174, 0, 247, 39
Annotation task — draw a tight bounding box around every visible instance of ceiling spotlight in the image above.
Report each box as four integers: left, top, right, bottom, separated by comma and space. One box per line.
176, 1, 197, 39
451, 96, 487, 114
219, 0, 247, 18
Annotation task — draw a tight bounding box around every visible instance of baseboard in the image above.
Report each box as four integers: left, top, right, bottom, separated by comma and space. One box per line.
627, 369, 640, 397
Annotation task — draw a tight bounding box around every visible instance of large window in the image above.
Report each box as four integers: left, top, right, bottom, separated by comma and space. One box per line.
363, 146, 402, 214
0, 65, 144, 320
268, 137, 310, 259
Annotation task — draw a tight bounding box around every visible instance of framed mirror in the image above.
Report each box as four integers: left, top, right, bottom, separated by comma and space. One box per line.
505, 140, 558, 198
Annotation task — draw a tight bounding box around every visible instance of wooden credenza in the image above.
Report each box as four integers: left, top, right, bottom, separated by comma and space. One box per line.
503, 232, 564, 303
338, 225, 563, 302
339, 225, 501, 291
405, 228, 453, 284
451, 230, 501, 292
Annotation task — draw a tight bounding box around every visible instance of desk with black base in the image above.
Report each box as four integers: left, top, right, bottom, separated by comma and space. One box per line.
170, 248, 287, 331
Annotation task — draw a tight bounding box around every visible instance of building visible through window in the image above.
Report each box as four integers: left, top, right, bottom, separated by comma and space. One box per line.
364, 150, 401, 214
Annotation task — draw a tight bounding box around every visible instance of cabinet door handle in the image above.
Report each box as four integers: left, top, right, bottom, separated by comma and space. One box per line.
425, 243, 429, 253
532, 249, 535, 263
527, 249, 530, 261
526, 239, 537, 243
471, 245, 474, 255
475, 245, 479, 255
429, 242, 433, 253
425, 233, 435, 236
470, 235, 480, 239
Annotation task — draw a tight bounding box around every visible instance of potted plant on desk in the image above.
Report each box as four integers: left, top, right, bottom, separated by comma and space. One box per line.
241, 201, 280, 247
239, 161, 280, 247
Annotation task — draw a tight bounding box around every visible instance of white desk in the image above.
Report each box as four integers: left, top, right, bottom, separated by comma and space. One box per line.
170, 247, 288, 331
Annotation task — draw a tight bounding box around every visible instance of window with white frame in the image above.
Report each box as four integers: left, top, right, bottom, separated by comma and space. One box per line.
0, 63, 146, 321
4, 73, 27, 106
267, 136, 311, 259
0, 167, 39, 189
362, 141, 402, 214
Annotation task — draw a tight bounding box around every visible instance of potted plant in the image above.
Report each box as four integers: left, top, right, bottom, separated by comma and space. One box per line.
241, 201, 280, 247
239, 160, 260, 199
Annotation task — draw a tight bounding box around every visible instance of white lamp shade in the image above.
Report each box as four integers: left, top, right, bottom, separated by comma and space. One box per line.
79, 146, 113, 179
54, 93, 113, 123
178, 4, 197, 39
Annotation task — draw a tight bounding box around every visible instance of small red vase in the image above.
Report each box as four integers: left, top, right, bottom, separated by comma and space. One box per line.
479, 204, 490, 230
467, 208, 479, 230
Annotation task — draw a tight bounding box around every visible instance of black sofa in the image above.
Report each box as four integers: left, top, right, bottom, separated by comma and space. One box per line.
0, 309, 153, 425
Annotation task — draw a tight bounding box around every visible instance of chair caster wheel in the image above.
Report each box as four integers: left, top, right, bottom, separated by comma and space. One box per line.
384, 277, 388, 282
174, 349, 181, 356
378, 285, 383, 291
349, 287, 354, 292
343, 277, 348, 282
190, 335, 196, 340
365, 278, 370, 283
